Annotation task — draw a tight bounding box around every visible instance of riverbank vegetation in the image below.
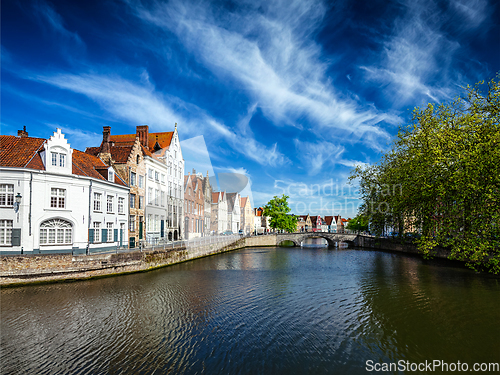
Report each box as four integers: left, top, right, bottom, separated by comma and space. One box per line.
263, 195, 298, 233
349, 75, 500, 273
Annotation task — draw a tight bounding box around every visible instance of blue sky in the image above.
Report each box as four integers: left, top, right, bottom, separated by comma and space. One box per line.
2, 0, 499, 217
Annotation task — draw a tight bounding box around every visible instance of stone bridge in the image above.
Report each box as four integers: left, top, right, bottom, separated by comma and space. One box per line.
275, 232, 360, 247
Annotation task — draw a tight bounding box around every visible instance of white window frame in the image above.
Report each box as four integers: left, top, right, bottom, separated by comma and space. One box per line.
129, 215, 135, 232
0, 220, 13, 245
40, 219, 72, 246
107, 222, 113, 242
51, 188, 66, 209
0, 184, 14, 207
118, 197, 124, 214
93, 192, 102, 212
107, 195, 113, 213
93, 222, 101, 243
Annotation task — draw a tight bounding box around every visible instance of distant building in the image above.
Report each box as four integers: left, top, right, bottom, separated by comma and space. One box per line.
184, 171, 204, 239
240, 197, 254, 234
0, 128, 129, 254
226, 192, 241, 233
324, 216, 337, 233
211, 191, 228, 234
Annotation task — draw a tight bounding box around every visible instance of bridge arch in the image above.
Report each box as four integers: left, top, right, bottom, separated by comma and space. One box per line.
276, 232, 359, 248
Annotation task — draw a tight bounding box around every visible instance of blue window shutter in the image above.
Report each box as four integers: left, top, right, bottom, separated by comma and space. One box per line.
12, 228, 21, 246
114, 229, 118, 242
102, 229, 107, 242
89, 229, 94, 244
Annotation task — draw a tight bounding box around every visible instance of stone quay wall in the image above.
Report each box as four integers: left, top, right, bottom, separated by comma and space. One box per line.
0, 236, 249, 287
0, 234, 454, 287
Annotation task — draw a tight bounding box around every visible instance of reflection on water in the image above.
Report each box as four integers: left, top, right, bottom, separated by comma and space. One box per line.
301, 237, 328, 247
1, 247, 499, 375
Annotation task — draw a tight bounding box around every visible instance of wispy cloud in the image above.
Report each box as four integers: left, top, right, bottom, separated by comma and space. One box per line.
31, 70, 287, 166
360, 0, 490, 105
130, 0, 394, 140
32, 0, 85, 48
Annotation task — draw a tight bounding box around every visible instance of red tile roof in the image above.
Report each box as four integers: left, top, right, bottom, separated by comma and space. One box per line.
110, 132, 174, 150
0, 135, 126, 186
0, 136, 46, 169
324, 216, 334, 225
240, 197, 248, 207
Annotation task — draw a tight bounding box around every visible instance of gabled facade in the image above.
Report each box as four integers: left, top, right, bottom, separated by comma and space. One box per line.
240, 197, 253, 235
324, 216, 337, 233
87, 124, 184, 244
211, 191, 228, 234
202, 172, 212, 236
226, 192, 241, 233
1, 128, 129, 254
184, 171, 204, 239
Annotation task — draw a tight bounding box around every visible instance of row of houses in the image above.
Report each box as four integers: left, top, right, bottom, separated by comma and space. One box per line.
296, 214, 350, 233
0, 126, 257, 254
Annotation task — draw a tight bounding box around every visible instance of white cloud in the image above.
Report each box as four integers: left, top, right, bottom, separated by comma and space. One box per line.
130, 0, 393, 140
32, 70, 287, 166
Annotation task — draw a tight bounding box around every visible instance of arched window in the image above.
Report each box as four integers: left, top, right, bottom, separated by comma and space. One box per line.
40, 219, 72, 245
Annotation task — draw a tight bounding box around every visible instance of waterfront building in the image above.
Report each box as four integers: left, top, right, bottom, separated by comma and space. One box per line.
211, 192, 228, 234
0, 128, 129, 254
86, 126, 145, 247
240, 197, 254, 235
298, 215, 312, 231
184, 171, 204, 239
87, 124, 184, 243
254, 207, 271, 233
202, 172, 212, 236
324, 216, 337, 233
226, 192, 241, 233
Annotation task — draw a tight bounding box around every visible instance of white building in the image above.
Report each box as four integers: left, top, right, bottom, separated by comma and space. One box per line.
211, 192, 228, 234
0, 128, 129, 254
226, 192, 240, 233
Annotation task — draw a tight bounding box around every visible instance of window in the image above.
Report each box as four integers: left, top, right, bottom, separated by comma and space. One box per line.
129, 215, 135, 232
107, 223, 113, 242
161, 174, 165, 184
161, 191, 165, 207
107, 196, 113, 213
148, 188, 153, 205
51, 152, 66, 167
147, 214, 153, 232
0, 184, 14, 207
139, 175, 144, 188
148, 169, 153, 179
108, 170, 114, 182
40, 219, 72, 245
169, 182, 172, 196
130, 194, 136, 209
118, 197, 124, 214
130, 172, 136, 186
136, 155, 140, 165
93, 222, 101, 242
155, 189, 159, 206
51, 188, 66, 208
93, 192, 102, 211
155, 215, 159, 231
155, 171, 159, 181
139, 195, 144, 209
0, 220, 13, 245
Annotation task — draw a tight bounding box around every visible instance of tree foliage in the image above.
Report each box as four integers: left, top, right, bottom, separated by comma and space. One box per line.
349, 75, 500, 273
347, 215, 369, 233
263, 195, 298, 233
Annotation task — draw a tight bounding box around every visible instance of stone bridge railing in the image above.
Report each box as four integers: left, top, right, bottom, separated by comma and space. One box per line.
275, 232, 360, 247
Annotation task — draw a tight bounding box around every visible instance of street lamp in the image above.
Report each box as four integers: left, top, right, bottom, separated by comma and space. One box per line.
13, 193, 22, 213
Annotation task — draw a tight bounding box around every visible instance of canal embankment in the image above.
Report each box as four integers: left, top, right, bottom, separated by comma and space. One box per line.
1, 233, 456, 287
0, 235, 276, 287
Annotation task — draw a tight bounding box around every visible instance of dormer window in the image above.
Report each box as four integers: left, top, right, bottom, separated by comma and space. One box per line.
108, 170, 114, 182
51, 152, 66, 167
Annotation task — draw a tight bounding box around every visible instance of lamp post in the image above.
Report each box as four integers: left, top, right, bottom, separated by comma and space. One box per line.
13, 192, 22, 213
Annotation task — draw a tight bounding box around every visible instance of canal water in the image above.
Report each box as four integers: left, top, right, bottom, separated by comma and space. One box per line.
1, 247, 499, 374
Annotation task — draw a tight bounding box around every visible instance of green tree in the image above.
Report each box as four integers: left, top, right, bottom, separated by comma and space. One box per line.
347, 215, 369, 233
263, 195, 298, 233
350, 75, 500, 273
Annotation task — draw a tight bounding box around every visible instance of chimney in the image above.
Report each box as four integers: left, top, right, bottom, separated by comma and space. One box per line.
17, 126, 28, 138
101, 126, 111, 153
136, 125, 149, 150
